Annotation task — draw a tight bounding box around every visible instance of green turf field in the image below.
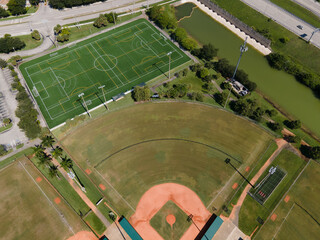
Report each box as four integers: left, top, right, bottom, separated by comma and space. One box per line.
254, 160, 320, 240
0, 157, 88, 240
60, 102, 273, 217
150, 200, 191, 239
19, 19, 191, 128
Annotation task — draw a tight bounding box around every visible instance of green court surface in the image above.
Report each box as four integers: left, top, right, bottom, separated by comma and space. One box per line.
19, 19, 191, 128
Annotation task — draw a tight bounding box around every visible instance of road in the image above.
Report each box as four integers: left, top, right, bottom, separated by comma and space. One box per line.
240, 0, 320, 48
292, 0, 320, 17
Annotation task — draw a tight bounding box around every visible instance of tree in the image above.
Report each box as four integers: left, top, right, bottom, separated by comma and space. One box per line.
203, 82, 214, 92
197, 68, 209, 79
60, 156, 73, 171
171, 28, 187, 43
0, 145, 7, 156
54, 24, 62, 35
0, 58, 7, 68
214, 92, 228, 105
267, 121, 282, 132
0, 7, 9, 18
48, 164, 59, 178
57, 28, 70, 42
37, 152, 52, 168
300, 145, 320, 159
0, 35, 26, 53
51, 146, 63, 159
266, 109, 277, 117
41, 135, 55, 149
93, 14, 108, 28
132, 86, 150, 102
2, 118, 11, 126
29, 0, 40, 5
31, 30, 41, 40
32, 144, 44, 155
9, 55, 22, 66
285, 135, 301, 144
105, 12, 117, 23
180, 37, 198, 51
147, 5, 161, 21
284, 120, 301, 129
7, 0, 26, 15
199, 44, 218, 61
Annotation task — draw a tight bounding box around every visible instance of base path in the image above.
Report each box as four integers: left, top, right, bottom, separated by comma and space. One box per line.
130, 183, 211, 240
227, 139, 287, 226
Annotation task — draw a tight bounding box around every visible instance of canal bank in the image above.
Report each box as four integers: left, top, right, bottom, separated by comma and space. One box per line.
177, 3, 320, 138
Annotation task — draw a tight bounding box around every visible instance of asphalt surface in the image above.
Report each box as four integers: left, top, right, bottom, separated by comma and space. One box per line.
292, 0, 320, 17
241, 0, 320, 48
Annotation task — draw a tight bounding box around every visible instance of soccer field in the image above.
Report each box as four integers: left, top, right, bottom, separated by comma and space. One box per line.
19, 19, 191, 128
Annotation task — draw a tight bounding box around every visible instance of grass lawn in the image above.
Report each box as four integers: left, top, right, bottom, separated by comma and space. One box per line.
97, 200, 117, 223
0, 147, 33, 169
20, 19, 191, 128
238, 149, 306, 235
0, 123, 12, 133
60, 102, 273, 216
17, 34, 43, 51
150, 200, 191, 239
84, 211, 106, 236
254, 160, 320, 239
0, 157, 88, 240
270, 0, 320, 28
29, 156, 91, 216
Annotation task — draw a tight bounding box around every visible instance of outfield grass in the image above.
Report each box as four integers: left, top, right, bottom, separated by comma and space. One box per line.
255, 160, 320, 239
150, 200, 191, 239
61, 102, 273, 216
0, 157, 88, 240
20, 19, 191, 128
270, 0, 320, 28
238, 149, 306, 235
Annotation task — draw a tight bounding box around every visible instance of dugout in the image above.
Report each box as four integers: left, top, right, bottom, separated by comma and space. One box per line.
195, 213, 223, 240
118, 216, 143, 240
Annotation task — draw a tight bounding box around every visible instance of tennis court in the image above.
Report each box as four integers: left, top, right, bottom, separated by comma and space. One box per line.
19, 19, 191, 128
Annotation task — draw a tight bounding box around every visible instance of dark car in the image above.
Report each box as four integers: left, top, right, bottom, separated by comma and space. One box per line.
297, 25, 303, 30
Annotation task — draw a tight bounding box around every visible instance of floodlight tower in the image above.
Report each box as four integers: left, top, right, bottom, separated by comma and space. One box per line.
78, 93, 91, 117
225, 158, 255, 188
187, 214, 209, 240
167, 51, 172, 79
308, 28, 320, 43
224, 37, 248, 108
98, 85, 108, 110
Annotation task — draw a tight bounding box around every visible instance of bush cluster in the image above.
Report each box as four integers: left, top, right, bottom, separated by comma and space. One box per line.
230, 98, 265, 122
49, 0, 106, 9
147, 5, 177, 30
266, 53, 320, 98
10, 66, 41, 139
0, 34, 25, 53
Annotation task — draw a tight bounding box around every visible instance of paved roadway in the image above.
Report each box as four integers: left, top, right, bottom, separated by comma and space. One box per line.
292, 0, 320, 17
240, 0, 320, 48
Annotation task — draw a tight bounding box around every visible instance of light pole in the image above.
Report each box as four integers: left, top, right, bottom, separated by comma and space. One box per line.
112, 12, 116, 25
308, 28, 320, 43
167, 51, 172, 79
224, 37, 248, 108
78, 93, 91, 117
225, 158, 255, 188
98, 85, 108, 110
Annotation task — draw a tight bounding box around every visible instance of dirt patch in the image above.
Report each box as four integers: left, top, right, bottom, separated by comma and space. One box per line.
85, 169, 92, 175
166, 214, 176, 227
245, 166, 250, 172
271, 213, 277, 221
284, 195, 290, 203
36, 177, 42, 182
130, 183, 211, 240
66, 231, 97, 240
232, 183, 238, 189
99, 184, 106, 191
54, 197, 61, 204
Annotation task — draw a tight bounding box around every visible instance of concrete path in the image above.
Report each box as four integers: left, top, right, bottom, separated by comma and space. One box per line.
227, 139, 287, 227
51, 157, 111, 228
240, 0, 320, 48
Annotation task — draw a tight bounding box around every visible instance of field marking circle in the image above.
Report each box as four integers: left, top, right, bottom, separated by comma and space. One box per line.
94, 54, 118, 72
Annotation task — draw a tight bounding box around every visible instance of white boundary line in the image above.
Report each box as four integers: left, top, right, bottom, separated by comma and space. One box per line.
272, 203, 295, 240
18, 161, 75, 234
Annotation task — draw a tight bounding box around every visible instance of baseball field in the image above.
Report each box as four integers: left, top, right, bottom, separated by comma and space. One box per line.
59, 101, 274, 237
19, 19, 191, 128
0, 156, 88, 240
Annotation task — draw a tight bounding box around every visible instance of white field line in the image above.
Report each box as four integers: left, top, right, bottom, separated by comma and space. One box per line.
19, 161, 75, 234
207, 171, 237, 209
253, 160, 311, 239
272, 203, 295, 240
94, 168, 135, 212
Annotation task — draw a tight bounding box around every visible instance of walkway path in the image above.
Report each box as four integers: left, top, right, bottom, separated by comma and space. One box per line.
226, 138, 288, 226
240, 0, 320, 48
51, 157, 111, 228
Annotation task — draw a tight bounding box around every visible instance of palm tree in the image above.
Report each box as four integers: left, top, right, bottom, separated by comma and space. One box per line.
48, 164, 59, 179
32, 144, 44, 155
51, 146, 63, 159
41, 135, 55, 149
37, 152, 52, 168
60, 155, 73, 171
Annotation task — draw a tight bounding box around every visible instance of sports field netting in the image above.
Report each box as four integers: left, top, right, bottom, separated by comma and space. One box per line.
253, 166, 286, 205
19, 19, 191, 128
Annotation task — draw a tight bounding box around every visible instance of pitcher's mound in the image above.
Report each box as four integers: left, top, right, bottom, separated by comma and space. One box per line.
166, 214, 176, 227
